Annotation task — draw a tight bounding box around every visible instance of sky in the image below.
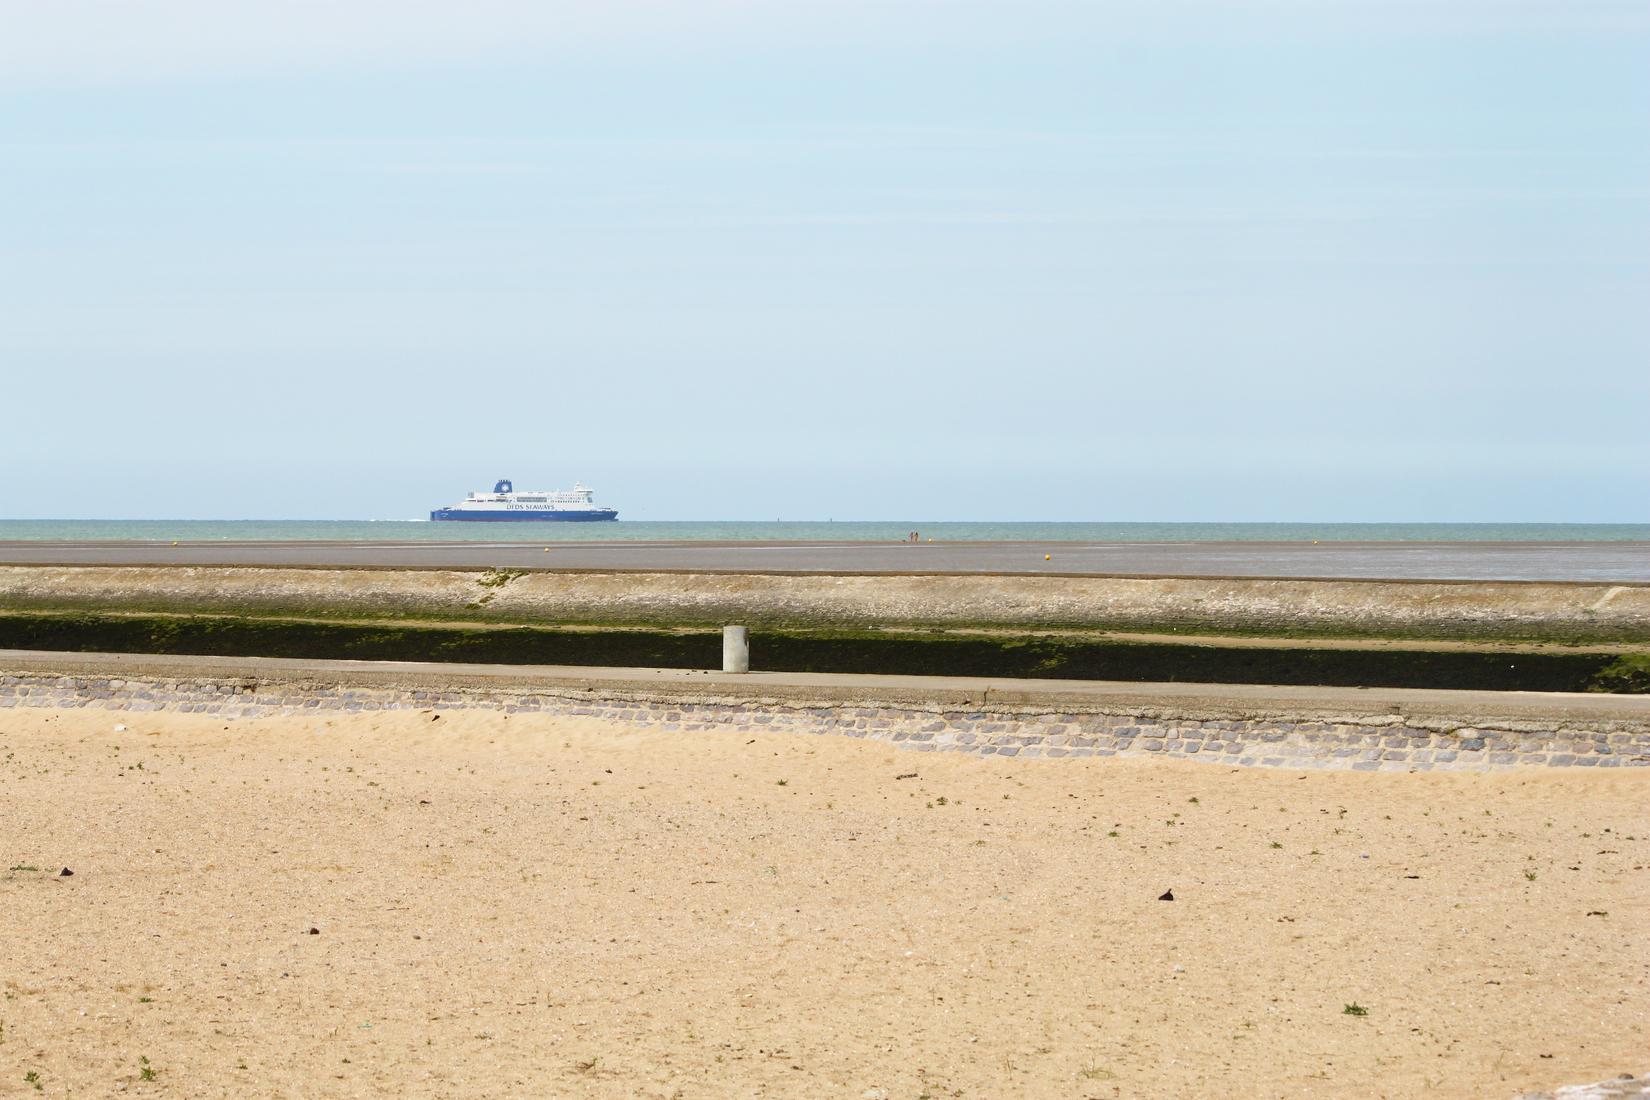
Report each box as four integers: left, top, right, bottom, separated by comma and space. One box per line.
2, 1, 1647, 521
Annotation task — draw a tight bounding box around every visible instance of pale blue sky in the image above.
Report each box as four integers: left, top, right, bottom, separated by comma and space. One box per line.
2, 1, 1646, 520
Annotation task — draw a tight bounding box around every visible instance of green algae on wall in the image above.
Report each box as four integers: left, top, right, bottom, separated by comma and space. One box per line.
0, 612, 1644, 694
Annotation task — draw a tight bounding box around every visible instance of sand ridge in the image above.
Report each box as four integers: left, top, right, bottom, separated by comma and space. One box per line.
7, 563, 1650, 641
1, 707, 1646, 1098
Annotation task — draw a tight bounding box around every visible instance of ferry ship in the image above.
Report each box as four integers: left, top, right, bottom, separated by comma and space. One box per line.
429, 479, 619, 522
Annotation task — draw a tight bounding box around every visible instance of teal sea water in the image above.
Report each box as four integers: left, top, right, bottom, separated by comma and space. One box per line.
0, 520, 1645, 543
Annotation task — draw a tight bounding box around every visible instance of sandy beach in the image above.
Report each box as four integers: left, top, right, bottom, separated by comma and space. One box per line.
2, 707, 1645, 1098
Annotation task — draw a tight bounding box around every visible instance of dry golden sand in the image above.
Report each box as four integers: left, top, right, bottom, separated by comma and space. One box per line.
1, 708, 1646, 1099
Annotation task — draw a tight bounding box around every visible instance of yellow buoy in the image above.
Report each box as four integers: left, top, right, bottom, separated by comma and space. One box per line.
1044, 554, 1052, 561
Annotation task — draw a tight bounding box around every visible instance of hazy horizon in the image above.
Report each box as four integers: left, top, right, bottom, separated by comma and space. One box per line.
3, 1, 1647, 523
3, 517, 1650, 531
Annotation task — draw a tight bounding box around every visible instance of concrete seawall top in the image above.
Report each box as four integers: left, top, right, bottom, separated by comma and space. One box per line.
6, 649, 1648, 733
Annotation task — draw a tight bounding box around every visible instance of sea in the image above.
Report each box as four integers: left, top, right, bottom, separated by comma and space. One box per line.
0, 520, 1644, 543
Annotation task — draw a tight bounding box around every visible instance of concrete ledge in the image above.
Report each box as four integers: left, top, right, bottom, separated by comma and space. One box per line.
4, 648, 1649, 726
4, 650, 1648, 771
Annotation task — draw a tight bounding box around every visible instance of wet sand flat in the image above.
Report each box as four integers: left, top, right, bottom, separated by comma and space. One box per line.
1, 539, 1647, 581
1, 708, 1646, 1098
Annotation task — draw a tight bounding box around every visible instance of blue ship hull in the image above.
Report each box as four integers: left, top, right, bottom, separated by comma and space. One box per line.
429, 509, 618, 522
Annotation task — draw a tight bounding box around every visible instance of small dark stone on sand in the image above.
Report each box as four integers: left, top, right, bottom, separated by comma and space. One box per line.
1158, 889, 1174, 901
59, 867, 74, 877
308, 927, 320, 935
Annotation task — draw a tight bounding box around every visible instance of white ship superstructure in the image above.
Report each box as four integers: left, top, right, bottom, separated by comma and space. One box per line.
430, 480, 618, 522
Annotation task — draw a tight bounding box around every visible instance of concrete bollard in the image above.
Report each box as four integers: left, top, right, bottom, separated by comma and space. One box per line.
722, 625, 750, 673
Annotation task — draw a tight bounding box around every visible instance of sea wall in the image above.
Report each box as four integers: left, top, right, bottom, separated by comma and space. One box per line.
4, 565, 1649, 639
5, 669, 1647, 771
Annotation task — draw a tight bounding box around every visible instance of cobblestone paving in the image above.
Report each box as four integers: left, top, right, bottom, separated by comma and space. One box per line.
1514, 1073, 1649, 1099
5, 673, 1648, 771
